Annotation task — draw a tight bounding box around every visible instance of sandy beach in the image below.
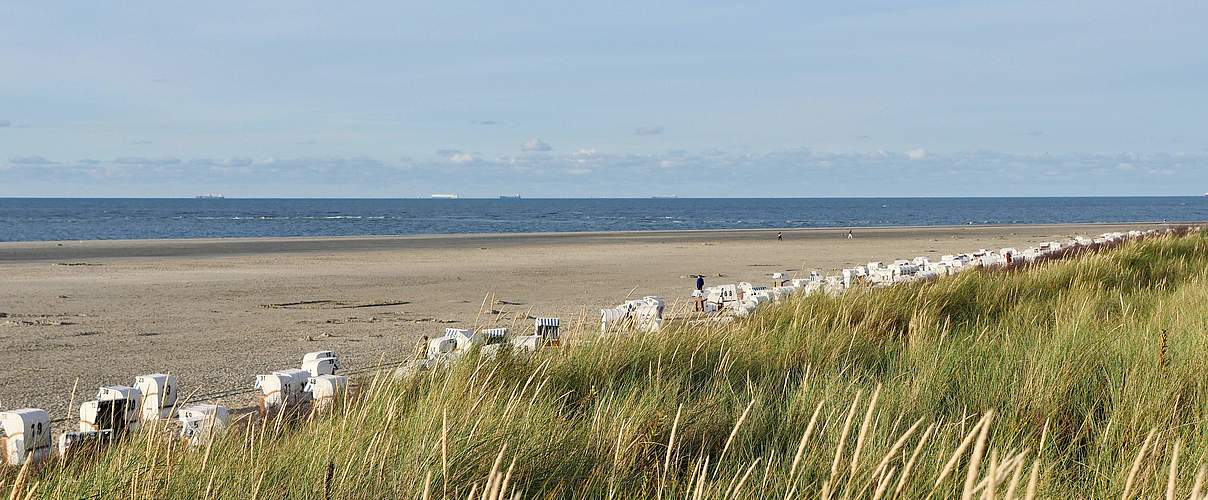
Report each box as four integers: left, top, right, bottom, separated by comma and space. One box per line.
0, 223, 1164, 416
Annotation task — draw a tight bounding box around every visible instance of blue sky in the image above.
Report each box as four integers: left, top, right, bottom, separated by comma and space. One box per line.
1, 1, 1206, 197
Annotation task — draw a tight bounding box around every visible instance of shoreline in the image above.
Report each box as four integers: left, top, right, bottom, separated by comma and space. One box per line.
0, 221, 1192, 262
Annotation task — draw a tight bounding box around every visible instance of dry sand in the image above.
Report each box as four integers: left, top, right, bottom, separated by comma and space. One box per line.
0, 223, 1163, 416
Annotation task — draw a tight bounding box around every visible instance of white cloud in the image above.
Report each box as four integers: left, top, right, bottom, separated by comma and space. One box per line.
189, 157, 255, 167
113, 156, 181, 165
634, 126, 664, 136
522, 139, 552, 152
449, 152, 478, 164
435, 149, 481, 164
906, 148, 927, 160
9, 156, 57, 165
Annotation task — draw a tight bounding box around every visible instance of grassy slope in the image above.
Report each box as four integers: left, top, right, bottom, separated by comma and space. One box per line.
6, 231, 1208, 498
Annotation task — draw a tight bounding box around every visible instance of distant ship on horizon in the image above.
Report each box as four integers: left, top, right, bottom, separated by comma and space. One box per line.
430, 193, 459, 199
195, 194, 225, 199
499, 194, 522, 199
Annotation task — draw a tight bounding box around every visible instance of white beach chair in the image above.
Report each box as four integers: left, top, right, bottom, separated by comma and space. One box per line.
511, 334, 543, 354
600, 307, 628, 333
302, 356, 341, 377
85, 386, 142, 432
302, 351, 337, 364
306, 375, 350, 412
177, 404, 230, 447
445, 328, 477, 352
134, 374, 178, 421
255, 368, 310, 414
57, 430, 112, 459
634, 297, 665, 332
428, 335, 458, 359
1, 409, 52, 466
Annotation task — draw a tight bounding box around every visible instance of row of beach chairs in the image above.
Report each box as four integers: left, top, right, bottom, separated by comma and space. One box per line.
3, 315, 567, 467
403, 317, 562, 375
599, 297, 665, 333
696, 229, 1170, 319
1, 350, 349, 466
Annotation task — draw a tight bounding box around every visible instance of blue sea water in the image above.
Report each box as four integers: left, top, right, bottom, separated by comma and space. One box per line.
0, 197, 1205, 242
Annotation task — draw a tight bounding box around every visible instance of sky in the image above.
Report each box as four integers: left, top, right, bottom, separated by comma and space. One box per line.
1, 1, 1206, 197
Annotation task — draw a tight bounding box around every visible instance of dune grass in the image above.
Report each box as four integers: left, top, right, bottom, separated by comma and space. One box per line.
6, 229, 1208, 498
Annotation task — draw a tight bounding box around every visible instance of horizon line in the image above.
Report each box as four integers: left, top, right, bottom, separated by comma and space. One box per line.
1, 195, 1206, 200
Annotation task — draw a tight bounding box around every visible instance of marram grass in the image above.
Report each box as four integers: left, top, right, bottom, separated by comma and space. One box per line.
6, 230, 1208, 499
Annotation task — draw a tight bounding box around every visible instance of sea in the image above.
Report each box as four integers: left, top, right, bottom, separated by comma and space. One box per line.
0, 197, 1205, 243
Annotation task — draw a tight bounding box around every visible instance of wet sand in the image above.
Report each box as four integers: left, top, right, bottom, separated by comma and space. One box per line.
0, 223, 1165, 416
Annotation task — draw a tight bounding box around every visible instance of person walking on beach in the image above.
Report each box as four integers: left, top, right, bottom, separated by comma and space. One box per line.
692, 274, 707, 312
847, 230, 854, 239
777, 232, 783, 241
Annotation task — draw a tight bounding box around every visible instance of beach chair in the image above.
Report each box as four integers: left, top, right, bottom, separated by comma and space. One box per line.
600, 307, 627, 333
737, 282, 764, 298
771, 272, 789, 287
508, 333, 541, 354
427, 335, 458, 359
732, 299, 757, 317
81, 386, 142, 433
79, 399, 135, 434
747, 291, 771, 306
635, 297, 665, 332
446, 328, 477, 352
303, 351, 336, 362
534, 318, 560, 344
1, 409, 52, 466
480, 343, 506, 359
256, 369, 310, 415
57, 430, 112, 459
306, 375, 350, 412
302, 356, 340, 377
772, 286, 797, 301
824, 276, 844, 294
479, 327, 509, 345
841, 268, 857, 288
177, 404, 230, 447
134, 374, 178, 420
706, 284, 738, 306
